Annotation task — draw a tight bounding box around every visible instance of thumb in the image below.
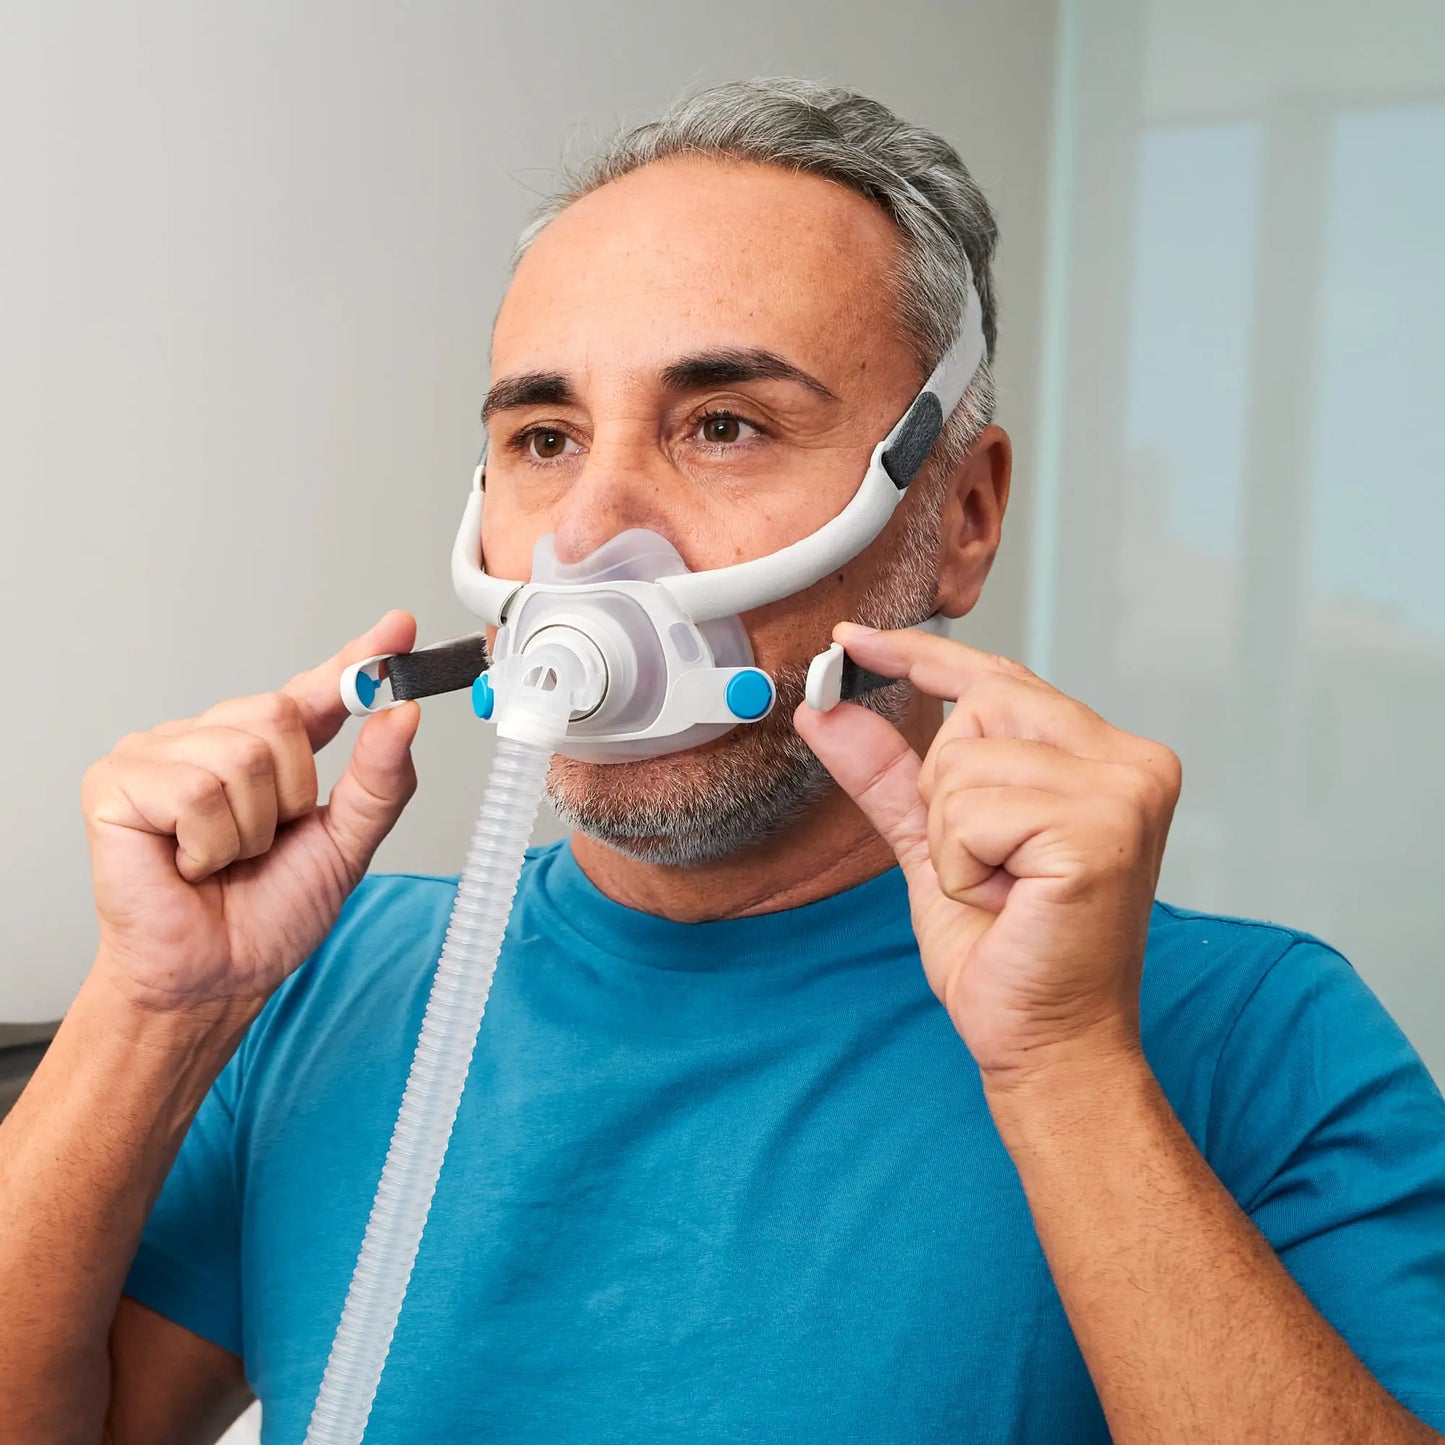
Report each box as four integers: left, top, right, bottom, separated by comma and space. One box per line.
793, 699, 934, 883
321, 700, 421, 877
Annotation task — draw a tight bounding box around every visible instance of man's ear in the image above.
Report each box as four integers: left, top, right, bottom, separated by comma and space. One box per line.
934, 424, 1012, 618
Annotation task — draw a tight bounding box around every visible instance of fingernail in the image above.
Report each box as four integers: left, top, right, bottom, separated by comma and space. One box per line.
836, 622, 879, 638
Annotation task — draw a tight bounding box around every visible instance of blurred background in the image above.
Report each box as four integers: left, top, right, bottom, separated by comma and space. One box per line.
1, 3, 1441, 1431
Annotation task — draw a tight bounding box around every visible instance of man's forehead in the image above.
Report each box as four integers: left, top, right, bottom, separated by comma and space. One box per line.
491, 157, 909, 386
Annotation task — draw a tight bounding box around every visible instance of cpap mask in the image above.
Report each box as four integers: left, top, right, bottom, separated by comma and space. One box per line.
340, 273, 986, 760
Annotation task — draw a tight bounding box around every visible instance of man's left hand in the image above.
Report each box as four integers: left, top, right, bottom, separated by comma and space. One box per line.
794, 623, 1182, 1090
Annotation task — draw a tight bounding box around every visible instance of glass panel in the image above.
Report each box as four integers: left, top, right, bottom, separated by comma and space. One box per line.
1033, 0, 1445, 1075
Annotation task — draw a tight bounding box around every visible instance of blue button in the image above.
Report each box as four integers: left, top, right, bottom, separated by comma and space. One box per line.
354, 671, 379, 708
725, 668, 774, 721
471, 672, 495, 720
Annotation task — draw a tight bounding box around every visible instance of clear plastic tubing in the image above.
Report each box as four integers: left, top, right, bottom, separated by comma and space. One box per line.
304, 670, 573, 1445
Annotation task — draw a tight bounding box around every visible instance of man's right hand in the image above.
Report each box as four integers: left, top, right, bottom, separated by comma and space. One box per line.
81, 610, 421, 1020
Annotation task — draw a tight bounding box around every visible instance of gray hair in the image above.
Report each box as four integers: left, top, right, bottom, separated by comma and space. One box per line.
511, 77, 1000, 475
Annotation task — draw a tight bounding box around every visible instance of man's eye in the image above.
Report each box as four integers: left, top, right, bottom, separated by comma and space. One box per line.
523, 428, 579, 461
697, 412, 759, 446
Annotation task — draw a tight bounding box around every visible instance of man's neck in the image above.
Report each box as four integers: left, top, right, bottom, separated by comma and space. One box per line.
568, 695, 943, 923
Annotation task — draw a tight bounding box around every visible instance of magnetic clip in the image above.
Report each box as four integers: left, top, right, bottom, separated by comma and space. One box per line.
340, 633, 492, 717
341, 655, 403, 716
804, 614, 949, 712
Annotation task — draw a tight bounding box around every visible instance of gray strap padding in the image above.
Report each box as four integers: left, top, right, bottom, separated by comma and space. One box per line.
384, 634, 896, 708
385, 634, 490, 702
834, 611, 949, 703
880, 393, 944, 489
837, 655, 898, 702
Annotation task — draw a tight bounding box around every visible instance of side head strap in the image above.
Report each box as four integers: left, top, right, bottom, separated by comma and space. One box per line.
656, 279, 988, 623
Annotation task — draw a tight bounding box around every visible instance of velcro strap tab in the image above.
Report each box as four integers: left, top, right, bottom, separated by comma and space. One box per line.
386, 635, 490, 701
880, 393, 944, 489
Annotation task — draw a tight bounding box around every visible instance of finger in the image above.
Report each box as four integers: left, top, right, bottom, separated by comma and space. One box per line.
281, 610, 418, 752
196, 692, 318, 822
919, 735, 1138, 807
924, 782, 1005, 913
833, 622, 1047, 703
792, 699, 933, 882
930, 786, 1145, 901
149, 726, 279, 861
321, 701, 421, 879
834, 623, 1119, 761
95, 757, 244, 883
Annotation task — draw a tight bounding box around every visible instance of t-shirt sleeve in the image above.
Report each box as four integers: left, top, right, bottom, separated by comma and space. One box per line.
122, 1057, 244, 1358
1208, 938, 1445, 1429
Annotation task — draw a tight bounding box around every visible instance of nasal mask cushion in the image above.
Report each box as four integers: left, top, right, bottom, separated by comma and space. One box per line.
488, 528, 765, 762
341, 274, 986, 760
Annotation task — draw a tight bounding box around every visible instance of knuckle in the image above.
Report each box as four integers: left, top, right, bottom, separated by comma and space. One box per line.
397, 758, 419, 806
80, 759, 111, 813
1157, 746, 1183, 797
990, 652, 1038, 684
290, 759, 322, 804
1094, 795, 1148, 869
850, 749, 907, 813
186, 839, 237, 878
232, 733, 274, 782
1130, 746, 1182, 813
258, 690, 304, 735
962, 670, 1013, 713
298, 765, 322, 810
238, 821, 277, 859
939, 780, 971, 835
275, 755, 321, 822
935, 857, 964, 901
177, 768, 226, 817
930, 735, 974, 791
1122, 766, 1158, 811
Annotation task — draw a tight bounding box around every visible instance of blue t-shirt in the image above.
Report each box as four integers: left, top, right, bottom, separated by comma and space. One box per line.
125, 840, 1445, 1442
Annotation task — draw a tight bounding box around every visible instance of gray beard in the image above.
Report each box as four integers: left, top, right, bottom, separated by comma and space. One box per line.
545, 500, 942, 868
546, 670, 916, 867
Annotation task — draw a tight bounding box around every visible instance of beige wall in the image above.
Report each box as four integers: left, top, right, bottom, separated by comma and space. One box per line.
0, 3, 1058, 1023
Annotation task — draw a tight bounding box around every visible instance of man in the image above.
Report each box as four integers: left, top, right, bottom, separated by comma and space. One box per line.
2, 78, 1442, 1444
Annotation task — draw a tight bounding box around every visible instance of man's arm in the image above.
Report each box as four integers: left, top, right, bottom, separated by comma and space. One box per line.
0, 974, 255, 1445
986, 1049, 1441, 1444
108, 1299, 251, 1445
0, 614, 420, 1443
796, 622, 1443, 1443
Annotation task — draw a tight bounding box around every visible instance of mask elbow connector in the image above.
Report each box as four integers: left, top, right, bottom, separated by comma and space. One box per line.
491, 632, 604, 747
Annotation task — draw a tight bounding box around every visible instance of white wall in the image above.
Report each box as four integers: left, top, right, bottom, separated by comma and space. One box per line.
0, 0, 1056, 1026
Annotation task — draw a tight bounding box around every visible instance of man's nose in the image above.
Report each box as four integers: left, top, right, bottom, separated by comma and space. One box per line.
549, 430, 676, 566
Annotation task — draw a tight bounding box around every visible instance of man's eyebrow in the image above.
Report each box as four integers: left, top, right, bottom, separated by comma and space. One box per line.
479, 350, 837, 424
480, 371, 578, 424
659, 348, 838, 402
